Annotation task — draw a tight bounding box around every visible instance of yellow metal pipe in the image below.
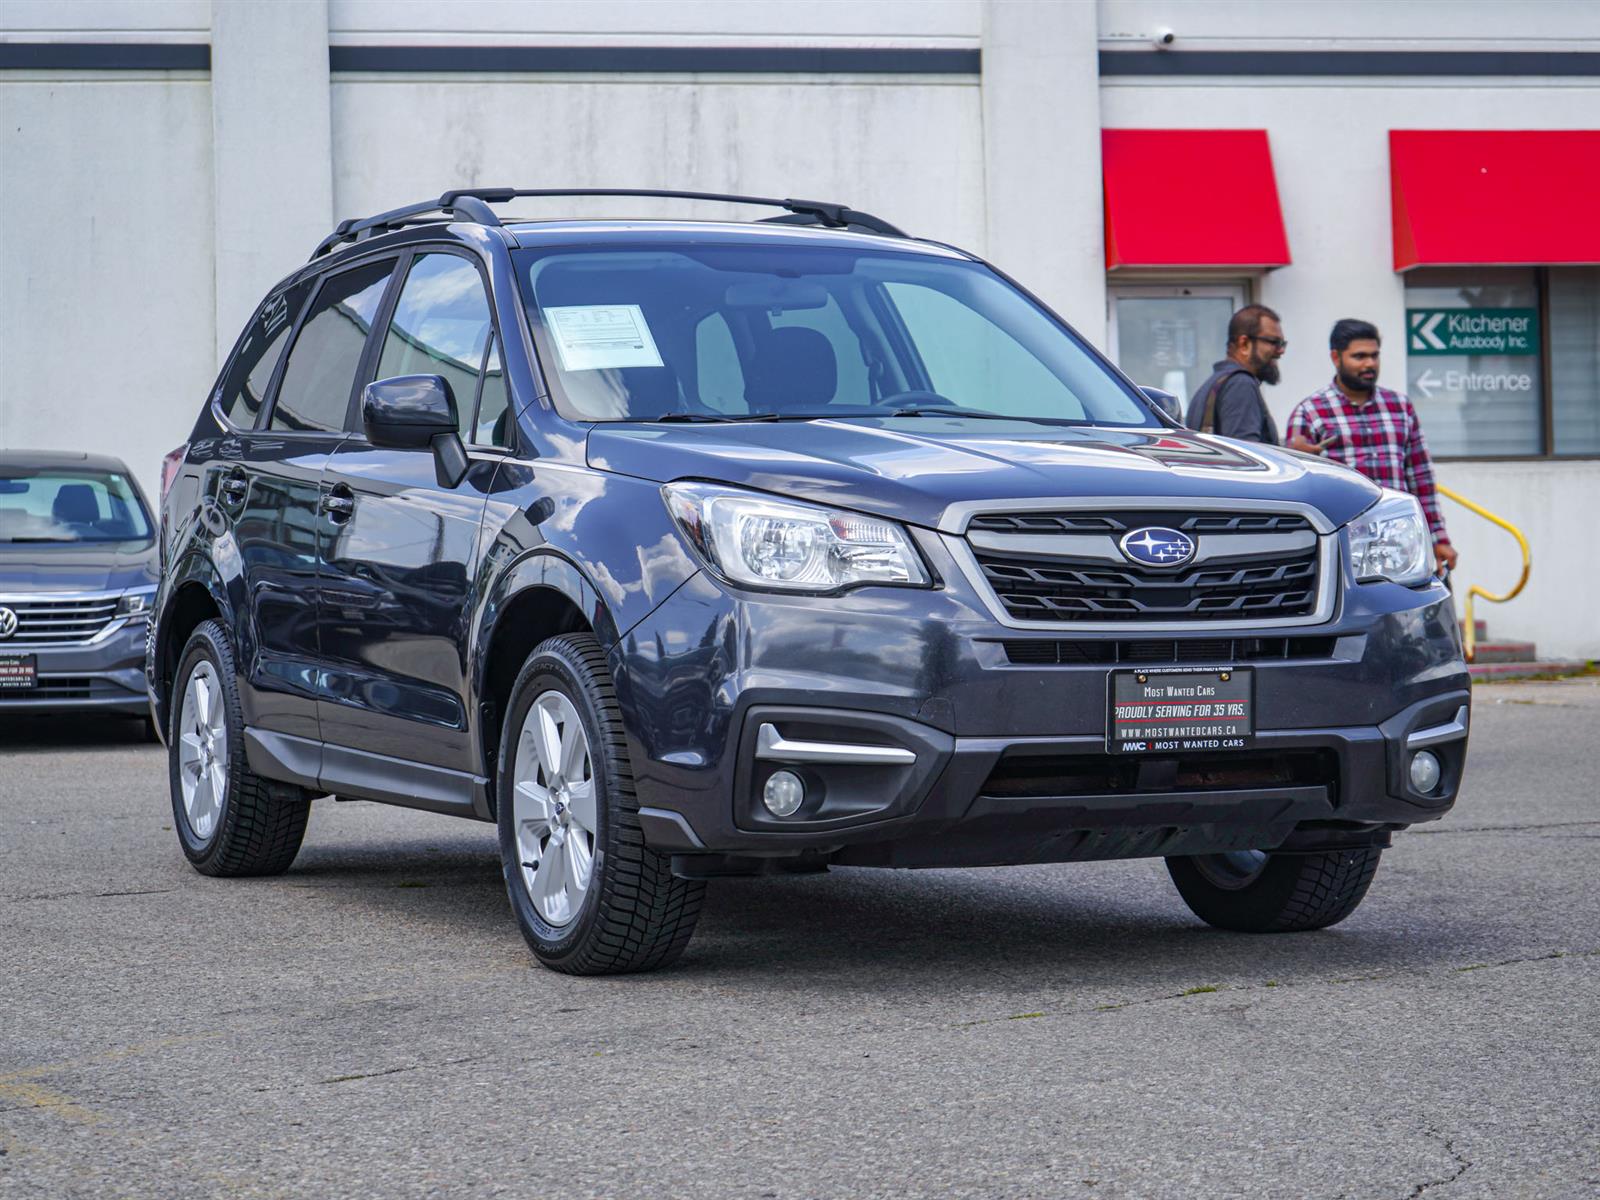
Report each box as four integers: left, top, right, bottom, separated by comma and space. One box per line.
1438, 484, 1532, 663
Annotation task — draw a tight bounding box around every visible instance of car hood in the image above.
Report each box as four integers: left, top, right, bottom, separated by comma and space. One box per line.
586, 419, 1382, 531
0, 541, 158, 594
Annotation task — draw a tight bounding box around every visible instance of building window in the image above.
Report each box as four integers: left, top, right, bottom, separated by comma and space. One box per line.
1108, 283, 1248, 405
1550, 267, 1600, 457
1403, 269, 1541, 457
1404, 267, 1600, 459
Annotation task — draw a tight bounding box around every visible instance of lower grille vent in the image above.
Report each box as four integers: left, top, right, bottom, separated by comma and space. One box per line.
983, 749, 1340, 799
999, 637, 1337, 666
1, 676, 118, 701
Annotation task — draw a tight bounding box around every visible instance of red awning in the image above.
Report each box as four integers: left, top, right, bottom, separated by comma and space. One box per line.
1101, 129, 1290, 271
1390, 130, 1600, 271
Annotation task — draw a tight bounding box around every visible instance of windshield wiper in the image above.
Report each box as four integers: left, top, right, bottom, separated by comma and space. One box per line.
5, 536, 78, 543
649, 411, 842, 424
650, 412, 780, 424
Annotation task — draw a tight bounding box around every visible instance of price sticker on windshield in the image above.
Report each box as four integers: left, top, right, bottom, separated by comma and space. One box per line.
544, 305, 664, 372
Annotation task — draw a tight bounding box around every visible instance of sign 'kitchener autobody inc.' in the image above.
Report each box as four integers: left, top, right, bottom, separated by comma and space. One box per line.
1407, 308, 1538, 356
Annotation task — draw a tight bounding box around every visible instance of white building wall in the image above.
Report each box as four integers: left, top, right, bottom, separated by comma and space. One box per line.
0, 72, 215, 493
0, 0, 208, 35
210, 0, 333, 361
1432, 461, 1599, 659
329, 77, 982, 255
329, 0, 981, 41
1098, 0, 1600, 48
982, 0, 1104, 339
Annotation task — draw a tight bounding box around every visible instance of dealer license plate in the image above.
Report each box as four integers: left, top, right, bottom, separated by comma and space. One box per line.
1107, 666, 1253, 754
0, 654, 38, 691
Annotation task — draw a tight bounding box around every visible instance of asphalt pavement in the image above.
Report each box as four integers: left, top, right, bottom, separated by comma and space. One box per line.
3, 679, 1597, 1199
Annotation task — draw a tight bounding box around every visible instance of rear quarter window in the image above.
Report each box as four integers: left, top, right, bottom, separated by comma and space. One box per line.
215, 279, 312, 427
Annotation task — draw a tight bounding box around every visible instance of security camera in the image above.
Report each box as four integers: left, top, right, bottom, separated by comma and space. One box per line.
1153, 28, 1176, 50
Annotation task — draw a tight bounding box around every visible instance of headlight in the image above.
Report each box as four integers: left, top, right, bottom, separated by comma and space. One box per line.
663, 482, 930, 592
117, 588, 155, 620
1347, 490, 1431, 585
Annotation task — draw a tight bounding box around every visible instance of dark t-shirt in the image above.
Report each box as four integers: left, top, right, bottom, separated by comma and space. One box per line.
1186, 360, 1280, 444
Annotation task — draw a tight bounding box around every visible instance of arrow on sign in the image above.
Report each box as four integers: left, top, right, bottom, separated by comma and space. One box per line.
1411, 312, 1446, 351
1415, 368, 1441, 399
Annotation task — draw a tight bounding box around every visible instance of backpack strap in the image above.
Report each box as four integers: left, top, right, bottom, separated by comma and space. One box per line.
1197, 364, 1251, 435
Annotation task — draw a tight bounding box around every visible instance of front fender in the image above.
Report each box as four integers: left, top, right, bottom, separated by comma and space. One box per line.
147, 545, 239, 722
474, 459, 701, 656
476, 546, 616, 652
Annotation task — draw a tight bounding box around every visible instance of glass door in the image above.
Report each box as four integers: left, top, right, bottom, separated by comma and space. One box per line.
1108, 284, 1247, 412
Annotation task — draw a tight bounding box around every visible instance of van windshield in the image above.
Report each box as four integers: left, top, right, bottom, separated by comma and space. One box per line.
512, 244, 1156, 427
0, 469, 153, 544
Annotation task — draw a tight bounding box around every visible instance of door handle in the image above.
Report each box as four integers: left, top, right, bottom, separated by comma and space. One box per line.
320, 486, 355, 523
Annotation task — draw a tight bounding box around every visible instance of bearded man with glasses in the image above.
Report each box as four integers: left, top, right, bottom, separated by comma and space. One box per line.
1185, 304, 1287, 444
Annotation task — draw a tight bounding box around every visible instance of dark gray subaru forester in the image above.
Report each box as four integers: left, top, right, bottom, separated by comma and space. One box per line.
148, 189, 1470, 974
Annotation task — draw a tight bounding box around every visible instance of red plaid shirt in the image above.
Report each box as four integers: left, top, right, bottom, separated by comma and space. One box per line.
1287, 383, 1449, 542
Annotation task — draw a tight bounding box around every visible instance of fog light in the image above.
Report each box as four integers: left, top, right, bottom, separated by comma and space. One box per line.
762, 770, 805, 818
1409, 750, 1441, 793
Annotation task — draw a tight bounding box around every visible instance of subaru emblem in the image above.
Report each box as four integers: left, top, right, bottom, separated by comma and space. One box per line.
1118, 527, 1196, 568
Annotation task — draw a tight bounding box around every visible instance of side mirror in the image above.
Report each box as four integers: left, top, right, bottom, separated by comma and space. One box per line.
362, 375, 468, 487
1139, 385, 1183, 425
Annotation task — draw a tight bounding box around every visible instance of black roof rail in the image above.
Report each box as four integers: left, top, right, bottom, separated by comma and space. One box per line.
438, 187, 908, 238
312, 188, 908, 261
310, 193, 502, 259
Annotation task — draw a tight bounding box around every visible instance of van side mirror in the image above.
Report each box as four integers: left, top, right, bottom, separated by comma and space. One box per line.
362, 375, 468, 487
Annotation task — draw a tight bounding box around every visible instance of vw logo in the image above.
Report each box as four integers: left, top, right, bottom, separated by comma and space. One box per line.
0, 606, 16, 640
1118, 527, 1196, 569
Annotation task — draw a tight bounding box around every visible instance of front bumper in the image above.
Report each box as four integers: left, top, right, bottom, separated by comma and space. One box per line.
0, 619, 150, 715
611, 555, 1471, 869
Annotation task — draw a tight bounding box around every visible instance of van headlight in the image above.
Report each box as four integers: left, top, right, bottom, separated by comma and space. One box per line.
663, 483, 930, 592
117, 587, 156, 621
1347, 490, 1431, 585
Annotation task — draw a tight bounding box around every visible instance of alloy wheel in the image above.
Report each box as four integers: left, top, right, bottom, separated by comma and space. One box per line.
511, 690, 597, 927
177, 660, 229, 841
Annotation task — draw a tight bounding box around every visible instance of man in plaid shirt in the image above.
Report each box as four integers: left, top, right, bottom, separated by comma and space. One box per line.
1287, 319, 1458, 572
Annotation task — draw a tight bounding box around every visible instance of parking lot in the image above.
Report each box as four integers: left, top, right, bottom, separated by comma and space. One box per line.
2, 677, 1596, 1199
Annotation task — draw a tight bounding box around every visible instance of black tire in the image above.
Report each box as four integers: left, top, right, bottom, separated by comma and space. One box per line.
168, 619, 310, 877
1166, 847, 1382, 933
497, 633, 705, 975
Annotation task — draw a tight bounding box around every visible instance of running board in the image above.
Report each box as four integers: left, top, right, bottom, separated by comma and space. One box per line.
244, 728, 492, 821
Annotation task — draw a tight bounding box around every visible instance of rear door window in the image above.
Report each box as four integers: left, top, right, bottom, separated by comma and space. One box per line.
271, 259, 396, 433
375, 252, 495, 440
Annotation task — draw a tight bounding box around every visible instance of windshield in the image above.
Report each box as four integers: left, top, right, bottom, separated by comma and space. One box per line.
0, 469, 153, 544
513, 243, 1155, 427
